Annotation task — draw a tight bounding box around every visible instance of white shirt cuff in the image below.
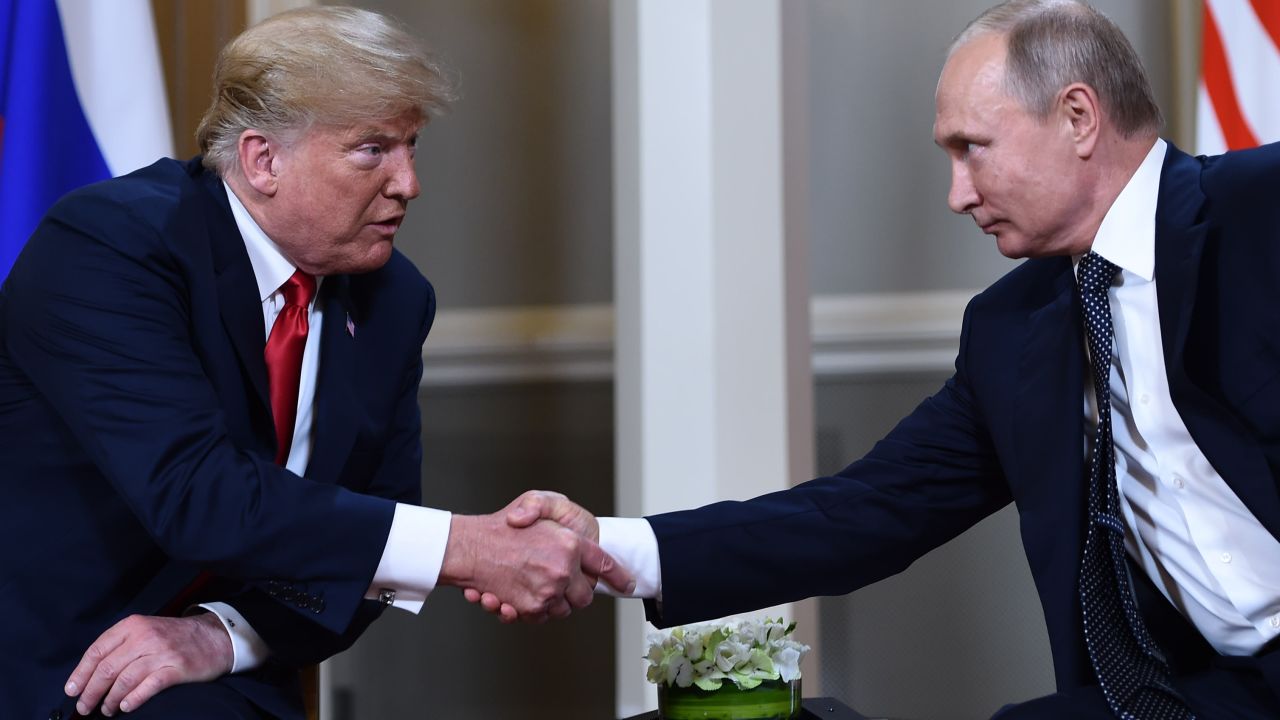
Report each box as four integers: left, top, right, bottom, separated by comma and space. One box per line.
197, 602, 270, 674
365, 503, 452, 613
596, 517, 662, 599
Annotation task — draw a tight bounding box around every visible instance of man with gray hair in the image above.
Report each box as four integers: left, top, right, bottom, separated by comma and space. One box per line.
0, 7, 629, 719
501, 1, 1280, 716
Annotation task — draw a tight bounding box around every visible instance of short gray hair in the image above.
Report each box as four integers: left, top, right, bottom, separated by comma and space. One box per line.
197, 6, 455, 175
951, 0, 1162, 137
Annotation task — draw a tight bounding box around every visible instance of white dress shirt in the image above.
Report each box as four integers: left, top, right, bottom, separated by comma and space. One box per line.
601, 140, 1280, 658
204, 183, 453, 672
1086, 139, 1280, 656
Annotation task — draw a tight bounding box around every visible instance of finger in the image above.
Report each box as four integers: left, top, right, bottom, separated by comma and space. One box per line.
463, 588, 481, 604
546, 596, 573, 621
480, 592, 502, 613
66, 620, 129, 699
581, 541, 636, 595
100, 657, 164, 717
116, 666, 181, 716
505, 491, 551, 527
506, 489, 573, 528
75, 631, 139, 716
498, 603, 518, 623
565, 573, 595, 610
77, 648, 136, 717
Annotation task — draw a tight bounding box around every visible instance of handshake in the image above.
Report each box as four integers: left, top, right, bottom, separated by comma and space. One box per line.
443, 489, 636, 624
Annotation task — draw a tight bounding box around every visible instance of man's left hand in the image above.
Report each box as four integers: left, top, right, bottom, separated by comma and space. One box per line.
65, 612, 233, 717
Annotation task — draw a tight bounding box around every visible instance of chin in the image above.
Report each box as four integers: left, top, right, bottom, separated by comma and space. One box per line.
993, 234, 1034, 260
350, 242, 395, 274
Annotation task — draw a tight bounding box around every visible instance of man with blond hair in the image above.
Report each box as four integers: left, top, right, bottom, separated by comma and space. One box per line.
0, 7, 629, 719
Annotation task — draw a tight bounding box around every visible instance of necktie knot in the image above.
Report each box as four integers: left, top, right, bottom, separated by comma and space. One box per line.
1078, 250, 1119, 297
281, 270, 316, 308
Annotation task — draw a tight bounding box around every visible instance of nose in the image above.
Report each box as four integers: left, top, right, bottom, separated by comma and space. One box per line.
947, 160, 979, 215
386, 152, 421, 202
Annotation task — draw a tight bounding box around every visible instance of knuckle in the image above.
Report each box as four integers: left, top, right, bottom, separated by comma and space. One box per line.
96, 658, 118, 679
145, 670, 175, 692
116, 669, 137, 688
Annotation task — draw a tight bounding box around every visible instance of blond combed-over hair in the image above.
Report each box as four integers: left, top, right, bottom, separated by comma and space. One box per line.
197, 5, 454, 175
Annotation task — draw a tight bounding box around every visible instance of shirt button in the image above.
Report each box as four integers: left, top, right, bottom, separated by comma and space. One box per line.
1270, 615, 1280, 629
1220, 552, 1232, 564
1139, 393, 1151, 405
1172, 476, 1185, 489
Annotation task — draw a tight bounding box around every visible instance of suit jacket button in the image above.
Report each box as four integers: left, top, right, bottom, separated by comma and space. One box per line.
49, 711, 62, 720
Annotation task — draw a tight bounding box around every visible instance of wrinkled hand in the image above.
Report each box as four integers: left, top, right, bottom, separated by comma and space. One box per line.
505, 490, 600, 542
442, 494, 632, 624
463, 490, 624, 622
65, 612, 232, 717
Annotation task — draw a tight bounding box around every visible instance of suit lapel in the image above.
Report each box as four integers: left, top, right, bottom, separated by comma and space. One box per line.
305, 275, 360, 485
1153, 145, 1209, 371
1154, 145, 1280, 536
1013, 260, 1088, 568
200, 171, 271, 411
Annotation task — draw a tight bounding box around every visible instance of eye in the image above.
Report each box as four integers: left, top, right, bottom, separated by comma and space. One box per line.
360, 144, 383, 156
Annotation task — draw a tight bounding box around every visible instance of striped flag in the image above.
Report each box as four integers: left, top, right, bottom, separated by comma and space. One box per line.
1197, 0, 1280, 154
0, 0, 172, 281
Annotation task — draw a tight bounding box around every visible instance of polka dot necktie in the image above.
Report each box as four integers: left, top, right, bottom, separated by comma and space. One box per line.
1076, 251, 1194, 719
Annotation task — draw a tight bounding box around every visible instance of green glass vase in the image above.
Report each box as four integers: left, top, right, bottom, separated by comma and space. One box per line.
657, 678, 801, 720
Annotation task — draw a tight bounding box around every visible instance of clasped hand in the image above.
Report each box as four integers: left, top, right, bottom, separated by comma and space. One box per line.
445, 490, 634, 624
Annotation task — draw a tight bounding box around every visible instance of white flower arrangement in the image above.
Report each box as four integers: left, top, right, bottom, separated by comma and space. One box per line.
644, 617, 810, 692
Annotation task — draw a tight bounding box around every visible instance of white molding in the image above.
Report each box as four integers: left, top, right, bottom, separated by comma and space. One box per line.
420, 290, 974, 386
811, 290, 970, 377
422, 304, 614, 385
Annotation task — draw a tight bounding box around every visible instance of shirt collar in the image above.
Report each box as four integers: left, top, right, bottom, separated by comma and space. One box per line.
223, 181, 299, 302
1084, 138, 1166, 282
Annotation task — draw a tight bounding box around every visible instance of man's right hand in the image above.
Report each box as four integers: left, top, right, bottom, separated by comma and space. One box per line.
462, 490, 629, 622
440, 496, 633, 624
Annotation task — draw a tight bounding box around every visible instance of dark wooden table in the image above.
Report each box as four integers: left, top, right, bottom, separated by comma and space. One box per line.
621, 696, 876, 719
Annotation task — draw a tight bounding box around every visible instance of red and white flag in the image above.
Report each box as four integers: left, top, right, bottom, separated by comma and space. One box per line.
1197, 0, 1280, 153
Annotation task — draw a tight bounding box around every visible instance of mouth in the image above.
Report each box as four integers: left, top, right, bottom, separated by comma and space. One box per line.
976, 219, 1003, 234
369, 216, 404, 236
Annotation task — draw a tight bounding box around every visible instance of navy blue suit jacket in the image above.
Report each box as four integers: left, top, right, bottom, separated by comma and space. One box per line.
0, 158, 434, 719
646, 142, 1280, 694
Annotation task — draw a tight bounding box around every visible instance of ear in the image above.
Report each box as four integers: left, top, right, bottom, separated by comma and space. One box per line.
236, 129, 281, 197
1059, 83, 1101, 159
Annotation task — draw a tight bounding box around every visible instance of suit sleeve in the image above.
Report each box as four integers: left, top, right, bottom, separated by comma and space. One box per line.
645, 301, 1013, 627
230, 282, 435, 666
3, 191, 394, 636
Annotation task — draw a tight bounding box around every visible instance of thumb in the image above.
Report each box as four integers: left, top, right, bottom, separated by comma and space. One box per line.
581, 541, 636, 596
506, 494, 544, 528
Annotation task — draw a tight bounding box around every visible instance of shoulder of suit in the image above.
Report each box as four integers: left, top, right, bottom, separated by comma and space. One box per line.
46, 157, 204, 238
1200, 142, 1280, 206
966, 257, 1069, 318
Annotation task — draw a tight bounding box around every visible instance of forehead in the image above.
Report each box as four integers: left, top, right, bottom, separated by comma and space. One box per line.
933, 34, 1013, 141
306, 111, 425, 145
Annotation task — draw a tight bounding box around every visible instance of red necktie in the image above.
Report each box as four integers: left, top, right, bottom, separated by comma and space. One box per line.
159, 271, 316, 616
264, 270, 316, 465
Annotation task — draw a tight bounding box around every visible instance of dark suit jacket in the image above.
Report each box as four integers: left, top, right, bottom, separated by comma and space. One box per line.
0, 158, 435, 719
645, 142, 1280, 694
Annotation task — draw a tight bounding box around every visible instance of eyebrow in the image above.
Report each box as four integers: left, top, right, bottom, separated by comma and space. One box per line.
935, 131, 986, 149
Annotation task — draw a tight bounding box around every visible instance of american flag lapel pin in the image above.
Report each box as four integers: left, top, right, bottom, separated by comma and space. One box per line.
345, 312, 356, 338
